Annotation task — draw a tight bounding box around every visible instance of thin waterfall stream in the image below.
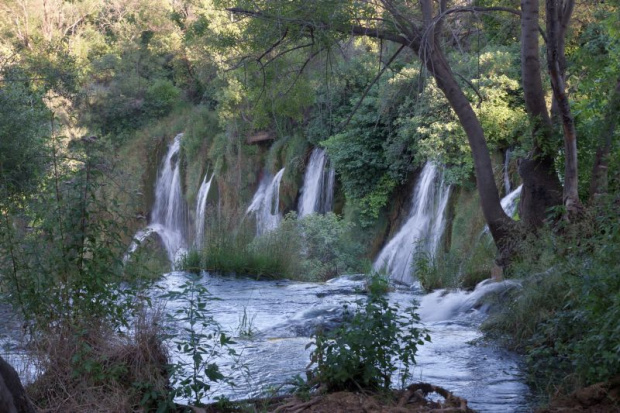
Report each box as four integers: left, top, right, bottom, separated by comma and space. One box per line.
246, 168, 286, 235
126, 133, 188, 265
195, 173, 213, 248
298, 148, 335, 217
373, 163, 451, 284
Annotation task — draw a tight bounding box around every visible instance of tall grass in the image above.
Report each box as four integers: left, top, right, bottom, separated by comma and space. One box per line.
182, 212, 365, 281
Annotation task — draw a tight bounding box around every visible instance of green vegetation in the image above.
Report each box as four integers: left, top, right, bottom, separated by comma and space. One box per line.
185, 212, 365, 281
306, 288, 430, 392
163, 274, 238, 406
0, 0, 619, 409
483, 199, 620, 393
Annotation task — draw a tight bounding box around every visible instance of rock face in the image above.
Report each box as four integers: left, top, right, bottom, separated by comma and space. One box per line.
0, 356, 34, 413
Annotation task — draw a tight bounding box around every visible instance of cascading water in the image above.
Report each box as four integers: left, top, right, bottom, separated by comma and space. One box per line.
247, 168, 285, 236
373, 163, 451, 284
297, 148, 335, 218
195, 173, 213, 248
157, 273, 531, 411
480, 184, 523, 236
126, 133, 188, 264
501, 184, 523, 218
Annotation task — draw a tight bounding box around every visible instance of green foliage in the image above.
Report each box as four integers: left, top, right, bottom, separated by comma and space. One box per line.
317, 55, 417, 225
163, 273, 237, 406
0, 131, 170, 411
179, 249, 203, 274
145, 79, 182, 118
414, 249, 461, 292
364, 271, 391, 295
0, 66, 50, 195
0, 136, 139, 333
307, 292, 430, 391
484, 201, 620, 392
297, 212, 365, 281
199, 211, 365, 281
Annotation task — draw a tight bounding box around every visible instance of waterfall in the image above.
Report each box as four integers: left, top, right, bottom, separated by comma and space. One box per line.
195, 173, 213, 248
501, 184, 522, 218
126, 133, 188, 265
298, 148, 336, 218
373, 163, 451, 285
504, 149, 512, 194
247, 168, 285, 236
481, 184, 523, 235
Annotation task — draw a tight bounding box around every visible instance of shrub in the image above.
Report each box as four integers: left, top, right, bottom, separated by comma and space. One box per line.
484, 200, 620, 393
307, 291, 430, 392
162, 273, 237, 406
200, 212, 365, 281
298, 212, 365, 281
145, 79, 181, 118
178, 249, 203, 274
414, 249, 461, 291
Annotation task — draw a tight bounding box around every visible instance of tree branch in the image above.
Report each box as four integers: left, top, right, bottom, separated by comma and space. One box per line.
340, 44, 406, 130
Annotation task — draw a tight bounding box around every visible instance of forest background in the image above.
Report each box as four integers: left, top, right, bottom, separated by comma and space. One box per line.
0, 0, 619, 411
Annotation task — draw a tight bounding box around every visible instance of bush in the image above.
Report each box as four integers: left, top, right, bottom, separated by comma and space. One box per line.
178, 249, 203, 274
145, 79, 181, 118
199, 212, 365, 281
298, 212, 365, 281
162, 273, 237, 406
307, 291, 430, 392
414, 249, 461, 291
484, 200, 620, 392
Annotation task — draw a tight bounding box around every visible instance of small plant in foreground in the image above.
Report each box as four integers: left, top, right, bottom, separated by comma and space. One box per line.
306, 291, 430, 392
162, 273, 237, 406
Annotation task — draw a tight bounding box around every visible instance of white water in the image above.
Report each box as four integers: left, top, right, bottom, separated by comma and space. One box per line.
298, 148, 335, 218
501, 184, 523, 218
247, 168, 285, 236
195, 173, 214, 248
158, 273, 530, 412
481, 184, 523, 236
373, 163, 451, 284
126, 134, 188, 265
418, 278, 521, 322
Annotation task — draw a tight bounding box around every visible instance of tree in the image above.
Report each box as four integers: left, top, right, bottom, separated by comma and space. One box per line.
0, 66, 49, 196
222, 0, 514, 256
221, 0, 610, 260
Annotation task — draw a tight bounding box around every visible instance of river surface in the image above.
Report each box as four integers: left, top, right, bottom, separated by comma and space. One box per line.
158, 272, 532, 412
0, 272, 532, 411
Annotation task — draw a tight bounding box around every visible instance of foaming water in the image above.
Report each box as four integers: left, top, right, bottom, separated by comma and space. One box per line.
246, 168, 285, 235
373, 163, 451, 284
157, 273, 531, 411
298, 148, 335, 217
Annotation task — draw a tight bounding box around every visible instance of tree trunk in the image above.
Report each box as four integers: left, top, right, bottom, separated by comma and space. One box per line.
519, 0, 563, 227
589, 77, 620, 200
546, 0, 581, 214
0, 356, 35, 413
422, 41, 515, 257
